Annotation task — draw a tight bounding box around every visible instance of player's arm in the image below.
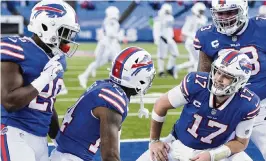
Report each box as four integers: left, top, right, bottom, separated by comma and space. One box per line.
1, 62, 39, 112
48, 107, 60, 139
225, 116, 256, 153
206, 118, 256, 161
93, 107, 122, 161
1, 55, 62, 112
151, 85, 188, 140
197, 50, 212, 72
149, 85, 188, 160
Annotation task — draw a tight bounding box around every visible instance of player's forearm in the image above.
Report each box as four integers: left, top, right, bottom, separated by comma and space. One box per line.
150, 120, 164, 140
1, 85, 39, 112
197, 51, 212, 72
225, 139, 248, 154
150, 97, 170, 139
101, 152, 120, 161
49, 108, 60, 139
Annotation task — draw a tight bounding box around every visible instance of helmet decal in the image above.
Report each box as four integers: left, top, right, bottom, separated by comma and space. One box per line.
34, 4, 67, 19
239, 58, 252, 74
131, 55, 153, 76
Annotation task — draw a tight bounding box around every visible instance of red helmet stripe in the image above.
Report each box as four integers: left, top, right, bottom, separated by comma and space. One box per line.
224, 51, 238, 62
35, 6, 63, 13
112, 47, 142, 79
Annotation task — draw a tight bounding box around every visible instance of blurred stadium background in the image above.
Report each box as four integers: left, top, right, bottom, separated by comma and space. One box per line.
1, 1, 265, 160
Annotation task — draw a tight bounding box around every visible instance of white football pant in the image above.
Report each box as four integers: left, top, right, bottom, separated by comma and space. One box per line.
176, 39, 198, 72
250, 98, 266, 160
0, 125, 48, 161
136, 134, 253, 161
50, 149, 83, 161
157, 37, 179, 73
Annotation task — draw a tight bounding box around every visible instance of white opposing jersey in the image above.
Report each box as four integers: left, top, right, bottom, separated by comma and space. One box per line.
103, 17, 120, 39
182, 15, 207, 41
159, 14, 175, 39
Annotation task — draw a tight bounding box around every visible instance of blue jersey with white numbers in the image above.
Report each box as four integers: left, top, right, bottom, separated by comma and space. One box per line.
173, 72, 260, 150
194, 17, 266, 100
1, 36, 66, 136
56, 80, 129, 161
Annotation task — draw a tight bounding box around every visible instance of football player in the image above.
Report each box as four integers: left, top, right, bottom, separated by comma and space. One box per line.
196, 0, 266, 159
156, 3, 180, 79
50, 47, 156, 161
78, 6, 121, 89
137, 50, 259, 161
175, 2, 207, 77
1, 0, 80, 161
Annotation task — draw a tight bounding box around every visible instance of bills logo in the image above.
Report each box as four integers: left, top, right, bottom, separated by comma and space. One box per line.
239, 58, 252, 74
131, 55, 153, 76
34, 4, 66, 19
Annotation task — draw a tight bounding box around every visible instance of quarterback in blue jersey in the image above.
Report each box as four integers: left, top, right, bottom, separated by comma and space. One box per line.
50, 47, 156, 161
195, 0, 266, 159
137, 50, 260, 161
0, 0, 79, 161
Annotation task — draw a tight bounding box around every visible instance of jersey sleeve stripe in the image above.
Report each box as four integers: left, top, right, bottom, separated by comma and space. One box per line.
0, 42, 23, 51
98, 93, 124, 114
193, 44, 202, 49
0, 49, 25, 59
101, 88, 126, 106
247, 103, 260, 116
194, 38, 200, 42
243, 114, 258, 120
181, 75, 189, 96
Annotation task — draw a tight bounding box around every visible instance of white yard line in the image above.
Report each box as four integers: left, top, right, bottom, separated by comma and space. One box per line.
48, 137, 171, 145
59, 85, 176, 91
58, 111, 181, 119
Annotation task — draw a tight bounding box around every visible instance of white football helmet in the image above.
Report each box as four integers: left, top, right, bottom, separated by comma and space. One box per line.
208, 50, 252, 96
211, 0, 248, 36
160, 3, 173, 15
110, 46, 155, 95
191, 2, 206, 17
28, 0, 80, 57
105, 6, 120, 20
110, 47, 155, 118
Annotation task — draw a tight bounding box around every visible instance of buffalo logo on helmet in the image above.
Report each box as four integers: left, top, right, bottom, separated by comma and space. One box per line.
34, 4, 67, 19
131, 55, 153, 76
239, 58, 252, 74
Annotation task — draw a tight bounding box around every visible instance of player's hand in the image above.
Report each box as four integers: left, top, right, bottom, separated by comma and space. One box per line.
190, 151, 211, 161
149, 141, 170, 161
42, 55, 63, 81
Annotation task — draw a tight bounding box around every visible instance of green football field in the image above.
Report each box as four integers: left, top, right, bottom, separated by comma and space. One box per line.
55, 42, 190, 139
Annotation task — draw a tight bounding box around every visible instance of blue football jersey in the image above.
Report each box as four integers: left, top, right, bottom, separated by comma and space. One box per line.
194, 17, 266, 100
1, 36, 66, 136
56, 80, 129, 161
173, 72, 260, 150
